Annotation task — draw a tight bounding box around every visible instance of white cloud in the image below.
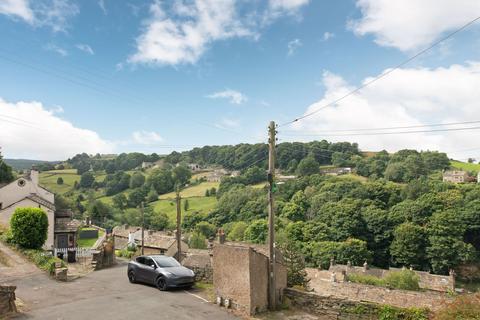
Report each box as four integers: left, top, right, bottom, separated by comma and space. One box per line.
287, 38, 302, 56
129, 0, 254, 66
130, 0, 310, 66
323, 31, 334, 41
0, 0, 78, 32
0, 98, 113, 160
98, 0, 107, 15
75, 43, 94, 55
132, 130, 164, 145
350, 0, 480, 52
44, 43, 68, 56
289, 62, 480, 159
207, 89, 247, 105
0, 0, 34, 22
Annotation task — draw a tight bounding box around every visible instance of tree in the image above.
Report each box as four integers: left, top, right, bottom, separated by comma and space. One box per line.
308, 238, 371, 269
150, 211, 169, 230
112, 193, 128, 210
147, 169, 174, 194
210, 187, 216, 196
123, 208, 142, 226
281, 202, 305, 222
184, 199, 189, 211
56, 177, 64, 185
146, 187, 159, 203
105, 163, 116, 174
172, 165, 192, 186
390, 223, 428, 270
127, 188, 146, 208
296, 157, 319, 176
189, 231, 207, 249
80, 172, 95, 188
0, 157, 14, 183
243, 166, 265, 184
205, 189, 210, 197
227, 221, 248, 241
427, 210, 476, 274
10, 208, 48, 249
244, 219, 268, 244
195, 221, 216, 239
130, 172, 145, 189
279, 240, 309, 288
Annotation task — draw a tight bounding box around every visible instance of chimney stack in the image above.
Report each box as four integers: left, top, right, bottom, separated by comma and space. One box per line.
30, 165, 39, 186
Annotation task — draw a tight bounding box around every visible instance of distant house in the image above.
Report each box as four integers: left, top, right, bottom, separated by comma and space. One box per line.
206, 169, 228, 182
0, 167, 79, 250
141, 160, 163, 170
443, 170, 469, 183
113, 225, 189, 257
187, 163, 201, 172
320, 167, 352, 176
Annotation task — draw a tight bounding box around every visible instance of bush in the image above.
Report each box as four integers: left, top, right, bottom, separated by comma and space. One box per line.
378, 305, 428, 320
116, 248, 136, 259
57, 177, 64, 185
348, 270, 420, 291
434, 293, 480, 320
189, 231, 207, 249
10, 208, 48, 249
22, 249, 65, 274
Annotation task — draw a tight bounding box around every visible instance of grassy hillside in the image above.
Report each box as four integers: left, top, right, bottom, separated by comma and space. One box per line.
4, 158, 58, 171
159, 181, 219, 199
150, 196, 217, 222
451, 160, 480, 173
39, 169, 81, 194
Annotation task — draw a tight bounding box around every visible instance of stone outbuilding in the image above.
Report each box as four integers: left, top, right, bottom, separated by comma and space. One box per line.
213, 243, 287, 316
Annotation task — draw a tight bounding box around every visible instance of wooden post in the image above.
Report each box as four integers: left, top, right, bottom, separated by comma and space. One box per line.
141, 202, 144, 255
267, 121, 277, 310
175, 185, 182, 261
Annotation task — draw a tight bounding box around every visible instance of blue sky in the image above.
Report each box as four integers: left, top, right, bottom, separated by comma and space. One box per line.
1, 0, 480, 160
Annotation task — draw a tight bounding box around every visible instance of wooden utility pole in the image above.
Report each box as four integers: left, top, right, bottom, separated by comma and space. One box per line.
175, 185, 182, 261
141, 201, 145, 255
267, 120, 277, 310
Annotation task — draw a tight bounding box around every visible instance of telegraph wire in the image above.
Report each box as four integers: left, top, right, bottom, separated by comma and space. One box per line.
278, 14, 480, 128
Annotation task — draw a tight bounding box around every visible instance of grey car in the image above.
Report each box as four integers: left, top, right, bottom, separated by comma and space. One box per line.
127, 255, 195, 291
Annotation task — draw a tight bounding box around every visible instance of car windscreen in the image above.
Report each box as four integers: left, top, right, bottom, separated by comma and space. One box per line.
153, 257, 181, 268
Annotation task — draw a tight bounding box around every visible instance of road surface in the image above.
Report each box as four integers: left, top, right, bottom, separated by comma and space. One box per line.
4, 259, 237, 319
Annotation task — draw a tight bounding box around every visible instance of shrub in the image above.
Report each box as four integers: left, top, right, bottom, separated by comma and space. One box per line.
434, 293, 480, 320
189, 231, 207, 249
57, 177, 64, 185
116, 248, 136, 259
22, 249, 65, 274
10, 208, 48, 249
348, 270, 420, 291
384, 270, 420, 291
378, 305, 428, 320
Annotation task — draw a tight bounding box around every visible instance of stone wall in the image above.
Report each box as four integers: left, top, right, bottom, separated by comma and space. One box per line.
306, 268, 450, 311
182, 250, 213, 283
91, 236, 115, 270
285, 288, 426, 320
328, 264, 454, 292
0, 285, 17, 316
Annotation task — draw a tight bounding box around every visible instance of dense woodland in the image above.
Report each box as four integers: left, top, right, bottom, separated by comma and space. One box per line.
1, 141, 479, 276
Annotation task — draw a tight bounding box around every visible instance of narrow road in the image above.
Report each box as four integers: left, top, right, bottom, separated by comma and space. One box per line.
0, 242, 42, 283
5, 260, 237, 319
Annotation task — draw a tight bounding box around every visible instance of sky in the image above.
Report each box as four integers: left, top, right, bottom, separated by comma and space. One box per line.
1, 0, 480, 161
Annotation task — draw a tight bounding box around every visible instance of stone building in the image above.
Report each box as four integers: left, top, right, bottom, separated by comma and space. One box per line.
443, 170, 469, 183
113, 225, 189, 257
1, 168, 53, 249
213, 243, 287, 316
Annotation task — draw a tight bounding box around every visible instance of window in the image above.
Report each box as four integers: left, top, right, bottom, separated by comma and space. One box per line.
153, 256, 181, 268
0, 203, 2, 210
136, 257, 145, 264
144, 257, 155, 268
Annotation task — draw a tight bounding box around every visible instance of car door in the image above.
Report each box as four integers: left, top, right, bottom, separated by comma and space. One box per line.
134, 257, 147, 282
142, 257, 157, 285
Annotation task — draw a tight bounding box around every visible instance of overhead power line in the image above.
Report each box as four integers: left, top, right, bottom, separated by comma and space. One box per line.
278, 14, 480, 128
282, 125, 480, 137
281, 119, 480, 134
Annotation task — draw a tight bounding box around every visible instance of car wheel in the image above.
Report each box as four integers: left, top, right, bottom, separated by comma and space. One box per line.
156, 277, 168, 291
128, 271, 136, 283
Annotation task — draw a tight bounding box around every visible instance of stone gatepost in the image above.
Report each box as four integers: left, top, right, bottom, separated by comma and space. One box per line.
363, 261, 369, 272
449, 269, 456, 291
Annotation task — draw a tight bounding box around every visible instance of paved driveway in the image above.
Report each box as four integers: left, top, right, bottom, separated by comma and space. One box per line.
7, 261, 237, 320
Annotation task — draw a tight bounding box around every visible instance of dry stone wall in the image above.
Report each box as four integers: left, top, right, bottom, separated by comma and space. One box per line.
0, 285, 16, 316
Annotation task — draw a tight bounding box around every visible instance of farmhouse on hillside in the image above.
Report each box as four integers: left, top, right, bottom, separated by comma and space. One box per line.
113, 225, 189, 257
443, 170, 469, 183
0, 167, 79, 249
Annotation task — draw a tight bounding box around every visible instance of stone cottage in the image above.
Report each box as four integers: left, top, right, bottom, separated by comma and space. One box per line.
443, 170, 469, 183
0, 168, 55, 249
0, 167, 79, 250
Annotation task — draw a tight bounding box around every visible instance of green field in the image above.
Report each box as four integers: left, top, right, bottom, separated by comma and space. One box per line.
77, 227, 105, 248
159, 182, 220, 199
39, 170, 81, 194
150, 196, 217, 222
451, 160, 480, 173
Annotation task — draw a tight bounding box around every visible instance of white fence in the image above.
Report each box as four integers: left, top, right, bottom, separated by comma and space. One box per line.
54, 247, 94, 258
